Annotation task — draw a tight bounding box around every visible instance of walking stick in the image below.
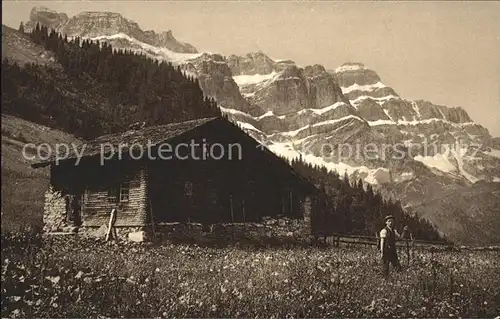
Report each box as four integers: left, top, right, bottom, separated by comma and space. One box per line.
406, 238, 410, 266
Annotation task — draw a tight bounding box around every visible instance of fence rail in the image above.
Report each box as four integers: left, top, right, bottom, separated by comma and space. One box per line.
322, 233, 450, 247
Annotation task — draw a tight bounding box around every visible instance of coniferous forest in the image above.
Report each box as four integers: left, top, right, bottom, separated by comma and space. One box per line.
287, 157, 444, 241
2, 23, 220, 139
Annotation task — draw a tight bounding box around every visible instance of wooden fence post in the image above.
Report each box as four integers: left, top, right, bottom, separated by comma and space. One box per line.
281, 193, 285, 215
229, 193, 235, 240
242, 198, 246, 233
149, 199, 155, 241
406, 239, 410, 266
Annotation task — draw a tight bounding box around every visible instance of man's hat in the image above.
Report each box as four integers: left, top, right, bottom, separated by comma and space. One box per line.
384, 215, 395, 221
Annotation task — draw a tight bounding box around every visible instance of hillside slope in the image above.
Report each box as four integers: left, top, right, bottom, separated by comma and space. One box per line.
2, 24, 219, 140
1, 114, 81, 233
409, 181, 500, 245
1, 26, 76, 232
2, 25, 61, 68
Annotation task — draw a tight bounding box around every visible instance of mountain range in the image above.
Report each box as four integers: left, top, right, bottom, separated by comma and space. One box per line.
8, 6, 500, 244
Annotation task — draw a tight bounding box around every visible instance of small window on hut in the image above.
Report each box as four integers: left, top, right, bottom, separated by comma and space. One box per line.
119, 182, 130, 202
184, 181, 193, 197
108, 187, 119, 203
107, 182, 130, 203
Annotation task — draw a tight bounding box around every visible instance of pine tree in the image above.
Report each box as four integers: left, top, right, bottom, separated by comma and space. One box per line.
19, 22, 25, 34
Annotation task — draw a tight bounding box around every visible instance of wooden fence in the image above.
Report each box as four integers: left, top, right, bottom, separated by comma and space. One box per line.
315, 233, 452, 266
321, 232, 450, 248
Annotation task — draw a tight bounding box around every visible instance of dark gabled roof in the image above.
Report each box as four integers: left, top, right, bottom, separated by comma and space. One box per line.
32, 117, 217, 168
31, 116, 319, 194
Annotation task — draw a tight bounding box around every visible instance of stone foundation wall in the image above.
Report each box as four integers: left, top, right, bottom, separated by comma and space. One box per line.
152, 216, 311, 243
43, 187, 72, 233
78, 225, 148, 241
51, 216, 312, 244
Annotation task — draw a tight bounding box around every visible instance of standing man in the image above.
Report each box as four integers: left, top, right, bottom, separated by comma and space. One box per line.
379, 215, 406, 277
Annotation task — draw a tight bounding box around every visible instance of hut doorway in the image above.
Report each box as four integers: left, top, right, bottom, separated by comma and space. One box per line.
66, 194, 83, 227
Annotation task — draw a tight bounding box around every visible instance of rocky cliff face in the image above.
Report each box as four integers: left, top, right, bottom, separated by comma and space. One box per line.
228, 51, 277, 75
331, 63, 474, 125
330, 63, 499, 186
27, 6, 68, 30
182, 53, 257, 116
25, 7, 198, 53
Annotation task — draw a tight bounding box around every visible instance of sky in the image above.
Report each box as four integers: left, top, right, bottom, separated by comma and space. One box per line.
3, 1, 500, 136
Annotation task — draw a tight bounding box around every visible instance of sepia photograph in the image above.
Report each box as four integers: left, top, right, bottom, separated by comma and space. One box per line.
1, 1, 499, 318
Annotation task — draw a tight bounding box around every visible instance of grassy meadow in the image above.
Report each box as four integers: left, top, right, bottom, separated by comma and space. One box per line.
2, 235, 499, 318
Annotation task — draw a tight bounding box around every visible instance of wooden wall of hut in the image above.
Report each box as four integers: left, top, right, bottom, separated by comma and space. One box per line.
147, 119, 308, 224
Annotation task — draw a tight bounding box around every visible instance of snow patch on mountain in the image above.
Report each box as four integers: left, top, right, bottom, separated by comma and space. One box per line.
367, 117, 477, 128
312, 115, 366, 127
294, 134, 318, 145
268, 142, 392, 184
219, 106, 253, 119
368, 119, 397, 126
278, 115, 365, 138
334, 63, 365, 73
364, 168, 390, 184
218, 107, 284, 121
311, 102, 349, 115
436, 107, 447, 120
302, 154, 393, 185
236, 121, 262, 133
450, 146, 479, 183
411, 101, 422, 121
350, 95, 400, 106
382, 109, 394, 121
312, 116, 364, 128
341, 81, 387, 94
398, 119, 476, 127
297, 102, 349, 116
257, 111, 275, 120
485, 149, 500, 159
85, 33, 204, 63
414, 153, 456, 173
267, 142, 301, 160
232, 71, 278, 87
394, 171, 415, 183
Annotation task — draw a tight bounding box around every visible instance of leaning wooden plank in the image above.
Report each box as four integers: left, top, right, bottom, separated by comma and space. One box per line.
105, 208, 117, 241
